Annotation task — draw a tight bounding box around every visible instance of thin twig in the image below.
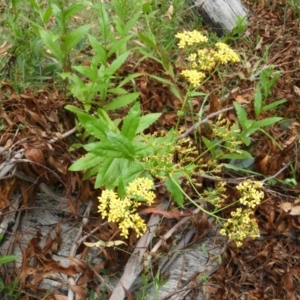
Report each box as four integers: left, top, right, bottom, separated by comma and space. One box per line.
177, 106, 236, 140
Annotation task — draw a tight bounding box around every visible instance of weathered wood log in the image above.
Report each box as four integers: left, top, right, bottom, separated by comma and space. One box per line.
193, 0, 248, 35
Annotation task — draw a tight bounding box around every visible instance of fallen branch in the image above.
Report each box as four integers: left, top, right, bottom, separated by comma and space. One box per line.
67, 199, 93, 300
109, 200, 169, 300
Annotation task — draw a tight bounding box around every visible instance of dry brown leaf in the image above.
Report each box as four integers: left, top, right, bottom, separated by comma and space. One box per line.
279, 202, 292, 212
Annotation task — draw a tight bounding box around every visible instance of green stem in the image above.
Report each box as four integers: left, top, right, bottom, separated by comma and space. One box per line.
169, 175, 222, 220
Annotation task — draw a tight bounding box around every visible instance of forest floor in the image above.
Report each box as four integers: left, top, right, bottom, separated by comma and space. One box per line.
1, 0, 300, 299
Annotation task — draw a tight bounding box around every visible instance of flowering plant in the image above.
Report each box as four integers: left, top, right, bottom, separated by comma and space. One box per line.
175, 30, 240, 87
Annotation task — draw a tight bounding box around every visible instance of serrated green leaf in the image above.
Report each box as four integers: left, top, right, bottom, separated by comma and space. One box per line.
121, 102, 140, 140
108, 36, 132, 57
39, 29, 64, 60
103, 92, 140, 111
254, 117, 282, 128
254, 85, 262, 118
69, 153, 104, 171
134, 143, 155, 157
63, 3, 87, 22
65, 105, 107, 140
136, 113, 161, 133
97, 108, 119, 133
241, 135, 251, 146
165, 175, 184, 207
233, 102, 248, 130
117, 73, 142, 88
107, 131, 135, 157
262, 99, 286, 112
72, 65, 96, 81
138, 32, 157, 50
64, 24, 90, 52
105, 51, 130, 76
88, 34, 107, 64
95, 158, 127, 188
85, 141, 131, 158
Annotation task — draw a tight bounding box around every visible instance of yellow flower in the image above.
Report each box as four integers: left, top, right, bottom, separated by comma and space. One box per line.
196, 49, 217, 71
236, 180, 264, 208
180, 69, 206, 87
214, 42, 240, 64
221, 208, 260, 247
175, 30, 208, 48
98, 177, 156, 238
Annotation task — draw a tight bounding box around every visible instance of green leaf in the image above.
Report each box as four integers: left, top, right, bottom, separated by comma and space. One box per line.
254, 85, 262, 118
88, 34, 107, 64
117, 73, 142, 88
219, 150, 252, 160
170, 85, 183, 101
138, 32, 157, 50
165, 175, 184, 207
107, 131, 135, 157
160, 45, 174, 77
108, 36, 132, 57
63, 3, 87, 22
254, 117, 282, 128
262, 99, 286, 112
233, 102, 248, 130
201, 136, 216, 157
107, 88, 128, 94
65, 105, 107, 140
118, 177, 126, 199
85, 141, 130, 158
95, 158, 126, 188
105, 51, 130, 76
103, 92, 140, 111
224, 163, 261, 176
0, 255, 17, 264
97, 109, 119, 133
42, 6, 53, 24
39, 29, 64, 61
121, 102, 140, 140
86, 132, 135, 159
134, 143, 155, 157
64, 24, 90, 52
72, 65, 96, 81
69, 153, 104, 171
241, 135, 251, 146
136, 113, 162, 133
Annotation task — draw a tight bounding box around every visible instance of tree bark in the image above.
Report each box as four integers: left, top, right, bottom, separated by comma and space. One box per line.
193, 0, 248, 35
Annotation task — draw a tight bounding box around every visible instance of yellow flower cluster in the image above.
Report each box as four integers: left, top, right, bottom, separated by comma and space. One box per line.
180, 70, 206, 87
141, 131, 199, 180
236, 180, 264, 208
98, 177, 155, 238
175, 30, 208, 48
212, 116, 242, 153
203, 182, 227, 208
214, 42, 240, 64
220, 180, 263, 247
220, 208, 260, 247
176, 30, 240, 87
195, 49, 217, 71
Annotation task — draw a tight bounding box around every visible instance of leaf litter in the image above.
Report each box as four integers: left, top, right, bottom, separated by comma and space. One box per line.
0, 1, 300, 299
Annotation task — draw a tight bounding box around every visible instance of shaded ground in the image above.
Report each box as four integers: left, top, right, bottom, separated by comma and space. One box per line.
1, 1, 300, 299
